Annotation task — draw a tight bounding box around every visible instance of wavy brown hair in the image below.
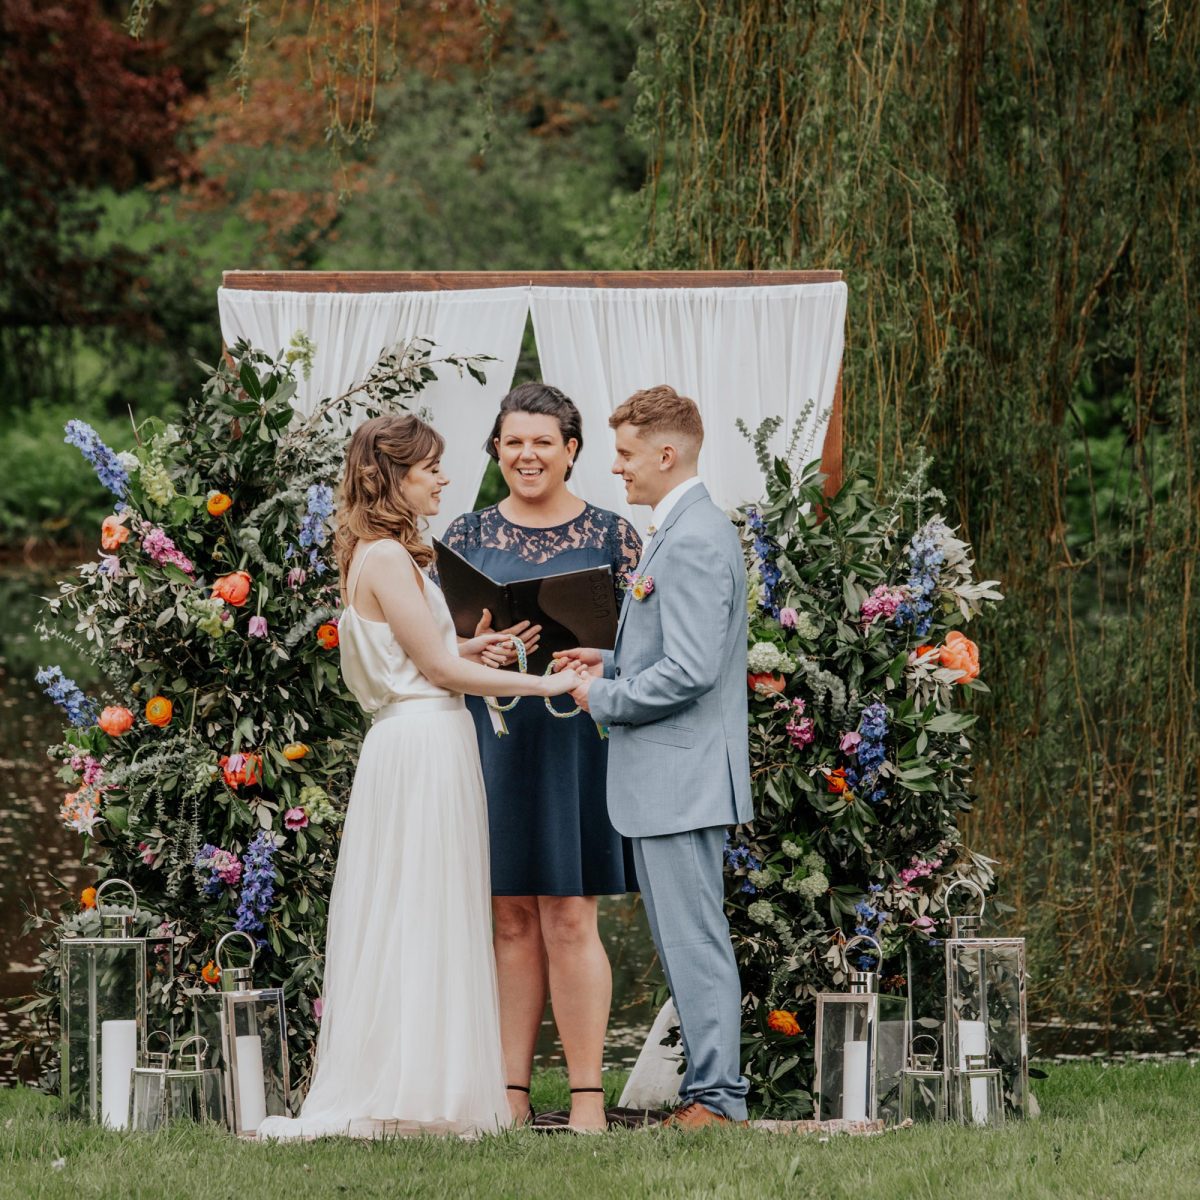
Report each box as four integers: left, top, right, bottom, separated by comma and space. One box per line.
334, 414, 445, 581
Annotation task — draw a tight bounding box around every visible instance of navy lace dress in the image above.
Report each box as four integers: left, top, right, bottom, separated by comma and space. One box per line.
440, 504, 642, 896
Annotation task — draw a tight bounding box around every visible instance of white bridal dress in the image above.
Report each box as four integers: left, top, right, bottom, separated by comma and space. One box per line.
258, 541, 510, 1140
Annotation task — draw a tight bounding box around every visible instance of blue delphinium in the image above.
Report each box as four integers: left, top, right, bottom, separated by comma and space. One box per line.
844, 700, 889, 803
234, 832, 277, 935
852, 898, 889, 969
724, 839, 763, 894
893, 519, 949, 637
64, 420, 129, 500
298, 484, 335, 572
746, 506, 781, 617
35, 666, 96, 727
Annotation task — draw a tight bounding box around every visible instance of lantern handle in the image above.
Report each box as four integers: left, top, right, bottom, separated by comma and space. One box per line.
95, 878, 138, 919
176, 1034, 209, 1069
910, 1033, 939, 1058
843, 933, 883, 968
943, 878, 986, 919
146, 1029, 172, 1053
215, 929, 257, 972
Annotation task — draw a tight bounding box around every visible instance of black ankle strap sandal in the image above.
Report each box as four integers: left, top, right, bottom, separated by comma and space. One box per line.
570, 1087, 605, 1095
507, 1083, 535, 1125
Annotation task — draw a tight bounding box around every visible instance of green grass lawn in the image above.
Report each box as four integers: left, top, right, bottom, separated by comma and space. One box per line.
2, 1063, 1198, 1200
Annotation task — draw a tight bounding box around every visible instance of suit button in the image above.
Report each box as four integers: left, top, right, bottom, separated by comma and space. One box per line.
615, 667, 622, 677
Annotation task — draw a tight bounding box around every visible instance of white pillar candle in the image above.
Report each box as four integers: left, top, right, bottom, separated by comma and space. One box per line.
841, 1039, 869, 1120
100, 1020, 137, 1129
959, 1020, 990, 1124
235, 1034, 269, 1133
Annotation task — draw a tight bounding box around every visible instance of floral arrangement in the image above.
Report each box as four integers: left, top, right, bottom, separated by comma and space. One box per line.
14, 336, 491, 1087
727, 431, 1004, 1115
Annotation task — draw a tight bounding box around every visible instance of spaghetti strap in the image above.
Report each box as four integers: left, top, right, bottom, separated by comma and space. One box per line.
347, 540, 424, 612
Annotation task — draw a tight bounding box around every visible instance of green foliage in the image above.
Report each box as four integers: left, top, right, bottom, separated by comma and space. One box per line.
17, 339, 491, 1088
730, 447, 1001, 1114
0, 405, 133, 545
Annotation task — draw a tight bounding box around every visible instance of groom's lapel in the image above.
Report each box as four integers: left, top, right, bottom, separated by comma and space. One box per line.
615, 483, 710, 645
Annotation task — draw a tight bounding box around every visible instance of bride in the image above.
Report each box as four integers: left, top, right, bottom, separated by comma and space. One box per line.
259, 413, 581, 1140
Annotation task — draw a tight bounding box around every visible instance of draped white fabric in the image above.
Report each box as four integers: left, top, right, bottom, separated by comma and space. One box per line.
216, 287, 529, 537
529, 283, 847, 530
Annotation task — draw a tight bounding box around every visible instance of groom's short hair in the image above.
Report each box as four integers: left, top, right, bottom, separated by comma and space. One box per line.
609, 385, 704, 447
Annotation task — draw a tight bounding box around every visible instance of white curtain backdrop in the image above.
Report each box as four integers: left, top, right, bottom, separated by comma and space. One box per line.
216, 287, 530, 537
529, 283, 847, 531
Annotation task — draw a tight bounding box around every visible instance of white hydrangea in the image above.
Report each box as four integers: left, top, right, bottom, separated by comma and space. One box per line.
747, 641, 785, 673
748, 899, 775, 925
802, 852, 827, 876
781, 839, 804, 859
796, 871, 829, 900
747, 868, 774, 888
116, 451, 140, 473
793, 612, 820, 639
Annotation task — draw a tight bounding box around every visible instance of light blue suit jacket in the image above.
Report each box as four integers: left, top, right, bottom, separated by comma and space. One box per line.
587, 483, 753, 839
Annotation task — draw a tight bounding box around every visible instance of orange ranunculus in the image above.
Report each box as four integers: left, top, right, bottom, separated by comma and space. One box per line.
98, 705, 135, 737
747, 672, 786, 696
206, 492, 232, 517
915, 644, 935, 658
80, 886, 97, 910
101, 513, 130, 550
825, 767, 849, 794
201, 960, 221, 986
219, 752, 263, 790
282, 742, 310, 761
145, 696, 173, 727
767, 1009, 801, 1037
939, 631, 980, 683
316, 623, 339, 650
212, 570, 252, 608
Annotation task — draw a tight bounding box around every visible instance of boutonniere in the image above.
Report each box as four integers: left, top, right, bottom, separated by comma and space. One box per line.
625, 572, 655, 601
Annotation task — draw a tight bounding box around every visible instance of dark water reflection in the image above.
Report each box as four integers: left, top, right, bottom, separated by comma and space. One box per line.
0, 560, 660, 1086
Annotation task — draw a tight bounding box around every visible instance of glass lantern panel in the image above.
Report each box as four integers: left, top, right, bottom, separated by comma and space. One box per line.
129, 1070, 168, 1133
900, 1070, 946, 1123
166, 1070, 225, 1126
61, 940, 145, 1123
225, 990, 290, 1135
947, 939, 1027, 1116
952, 1070, 1004, 1126
874, 993, 907, 1123
184, 990, 226, 1076
816, 997, 872, 1122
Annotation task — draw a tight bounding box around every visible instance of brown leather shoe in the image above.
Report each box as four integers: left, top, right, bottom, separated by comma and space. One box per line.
662, 1102, 748, 1130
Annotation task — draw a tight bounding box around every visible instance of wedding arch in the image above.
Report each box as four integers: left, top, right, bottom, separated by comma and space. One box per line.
218, 270, 848, 536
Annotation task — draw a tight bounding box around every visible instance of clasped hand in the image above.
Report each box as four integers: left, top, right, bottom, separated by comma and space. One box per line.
459, 608, 541, 668
551, 647, 603, 713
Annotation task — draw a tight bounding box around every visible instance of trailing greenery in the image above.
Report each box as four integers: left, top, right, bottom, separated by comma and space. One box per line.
633, 0, 1200, 1038
2, 1063, 1198, 1199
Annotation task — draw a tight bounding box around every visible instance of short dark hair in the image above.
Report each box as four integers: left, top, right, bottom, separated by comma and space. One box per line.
485, 382, 584, 480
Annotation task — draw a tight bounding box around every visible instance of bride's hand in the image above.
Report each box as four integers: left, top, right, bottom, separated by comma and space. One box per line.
543, 667, 581, 697
459, 631, 515, 665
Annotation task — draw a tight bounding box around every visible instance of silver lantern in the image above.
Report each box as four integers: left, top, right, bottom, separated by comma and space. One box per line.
899, 1033, 946, 1123
214, 931, 291, 1137
943, 879, 1028, 1124
130, 1034, 224, 1132
59, 879, 147, 1126
813, 935, 907, 1124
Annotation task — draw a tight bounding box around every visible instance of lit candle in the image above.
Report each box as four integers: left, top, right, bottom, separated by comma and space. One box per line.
100, 1020, 137, 1129
235, 1034, 268, 1133
841, 1039, 868, 1120
959, 1020, 990, 1124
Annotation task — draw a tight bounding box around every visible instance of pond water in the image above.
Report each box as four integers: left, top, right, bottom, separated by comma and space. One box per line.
0, 558, 660, 1086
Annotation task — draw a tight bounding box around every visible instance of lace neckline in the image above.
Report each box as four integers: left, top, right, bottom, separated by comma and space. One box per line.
494, 500, 590, 534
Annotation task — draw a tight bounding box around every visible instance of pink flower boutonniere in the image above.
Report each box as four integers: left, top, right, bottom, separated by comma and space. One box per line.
625, 572, 655, 601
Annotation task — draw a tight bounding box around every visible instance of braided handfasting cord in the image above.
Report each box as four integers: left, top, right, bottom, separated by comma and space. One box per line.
483, 634, 583, 728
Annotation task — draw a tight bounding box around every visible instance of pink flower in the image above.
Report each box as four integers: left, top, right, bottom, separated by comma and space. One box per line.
286, 566, 308, 589
839, 731, 863, 754
312, 997, 324, 1021
248, 615, 269, 638
911, 915, 936, 933
860, 585, 906, 626
779, 607, 798, 629
786, 716, 815, 748
284, 806, 309, 831
140, 524, 195, 575
208, 848, 242, 886
138, 841, 159, 867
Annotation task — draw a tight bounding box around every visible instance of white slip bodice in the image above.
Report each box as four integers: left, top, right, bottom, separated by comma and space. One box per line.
338, 540, 460, 713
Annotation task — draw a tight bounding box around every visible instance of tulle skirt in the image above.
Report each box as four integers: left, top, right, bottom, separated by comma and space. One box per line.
258, 702, 510, 1140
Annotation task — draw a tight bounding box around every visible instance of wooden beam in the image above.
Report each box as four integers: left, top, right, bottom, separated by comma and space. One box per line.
221, 269, 842, 292
220, 268, 846, 494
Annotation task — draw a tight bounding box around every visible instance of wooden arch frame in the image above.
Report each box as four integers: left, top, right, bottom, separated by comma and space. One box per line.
221, 270, 845, 493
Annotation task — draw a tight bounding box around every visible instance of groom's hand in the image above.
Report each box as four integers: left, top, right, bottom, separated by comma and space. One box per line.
553, 647, 603, 672
569, 665, 593, 713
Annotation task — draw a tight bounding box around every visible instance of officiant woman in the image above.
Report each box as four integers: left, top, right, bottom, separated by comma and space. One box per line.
441, 382, 641, 1133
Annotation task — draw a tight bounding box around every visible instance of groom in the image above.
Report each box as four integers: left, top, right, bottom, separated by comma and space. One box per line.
556, 385, 753, 1128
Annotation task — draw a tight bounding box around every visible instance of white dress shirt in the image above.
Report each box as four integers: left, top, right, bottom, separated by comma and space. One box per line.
638, 476, 704, 567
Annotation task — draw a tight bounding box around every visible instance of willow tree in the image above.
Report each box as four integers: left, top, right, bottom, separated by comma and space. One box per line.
631, 0, 1198, 1037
